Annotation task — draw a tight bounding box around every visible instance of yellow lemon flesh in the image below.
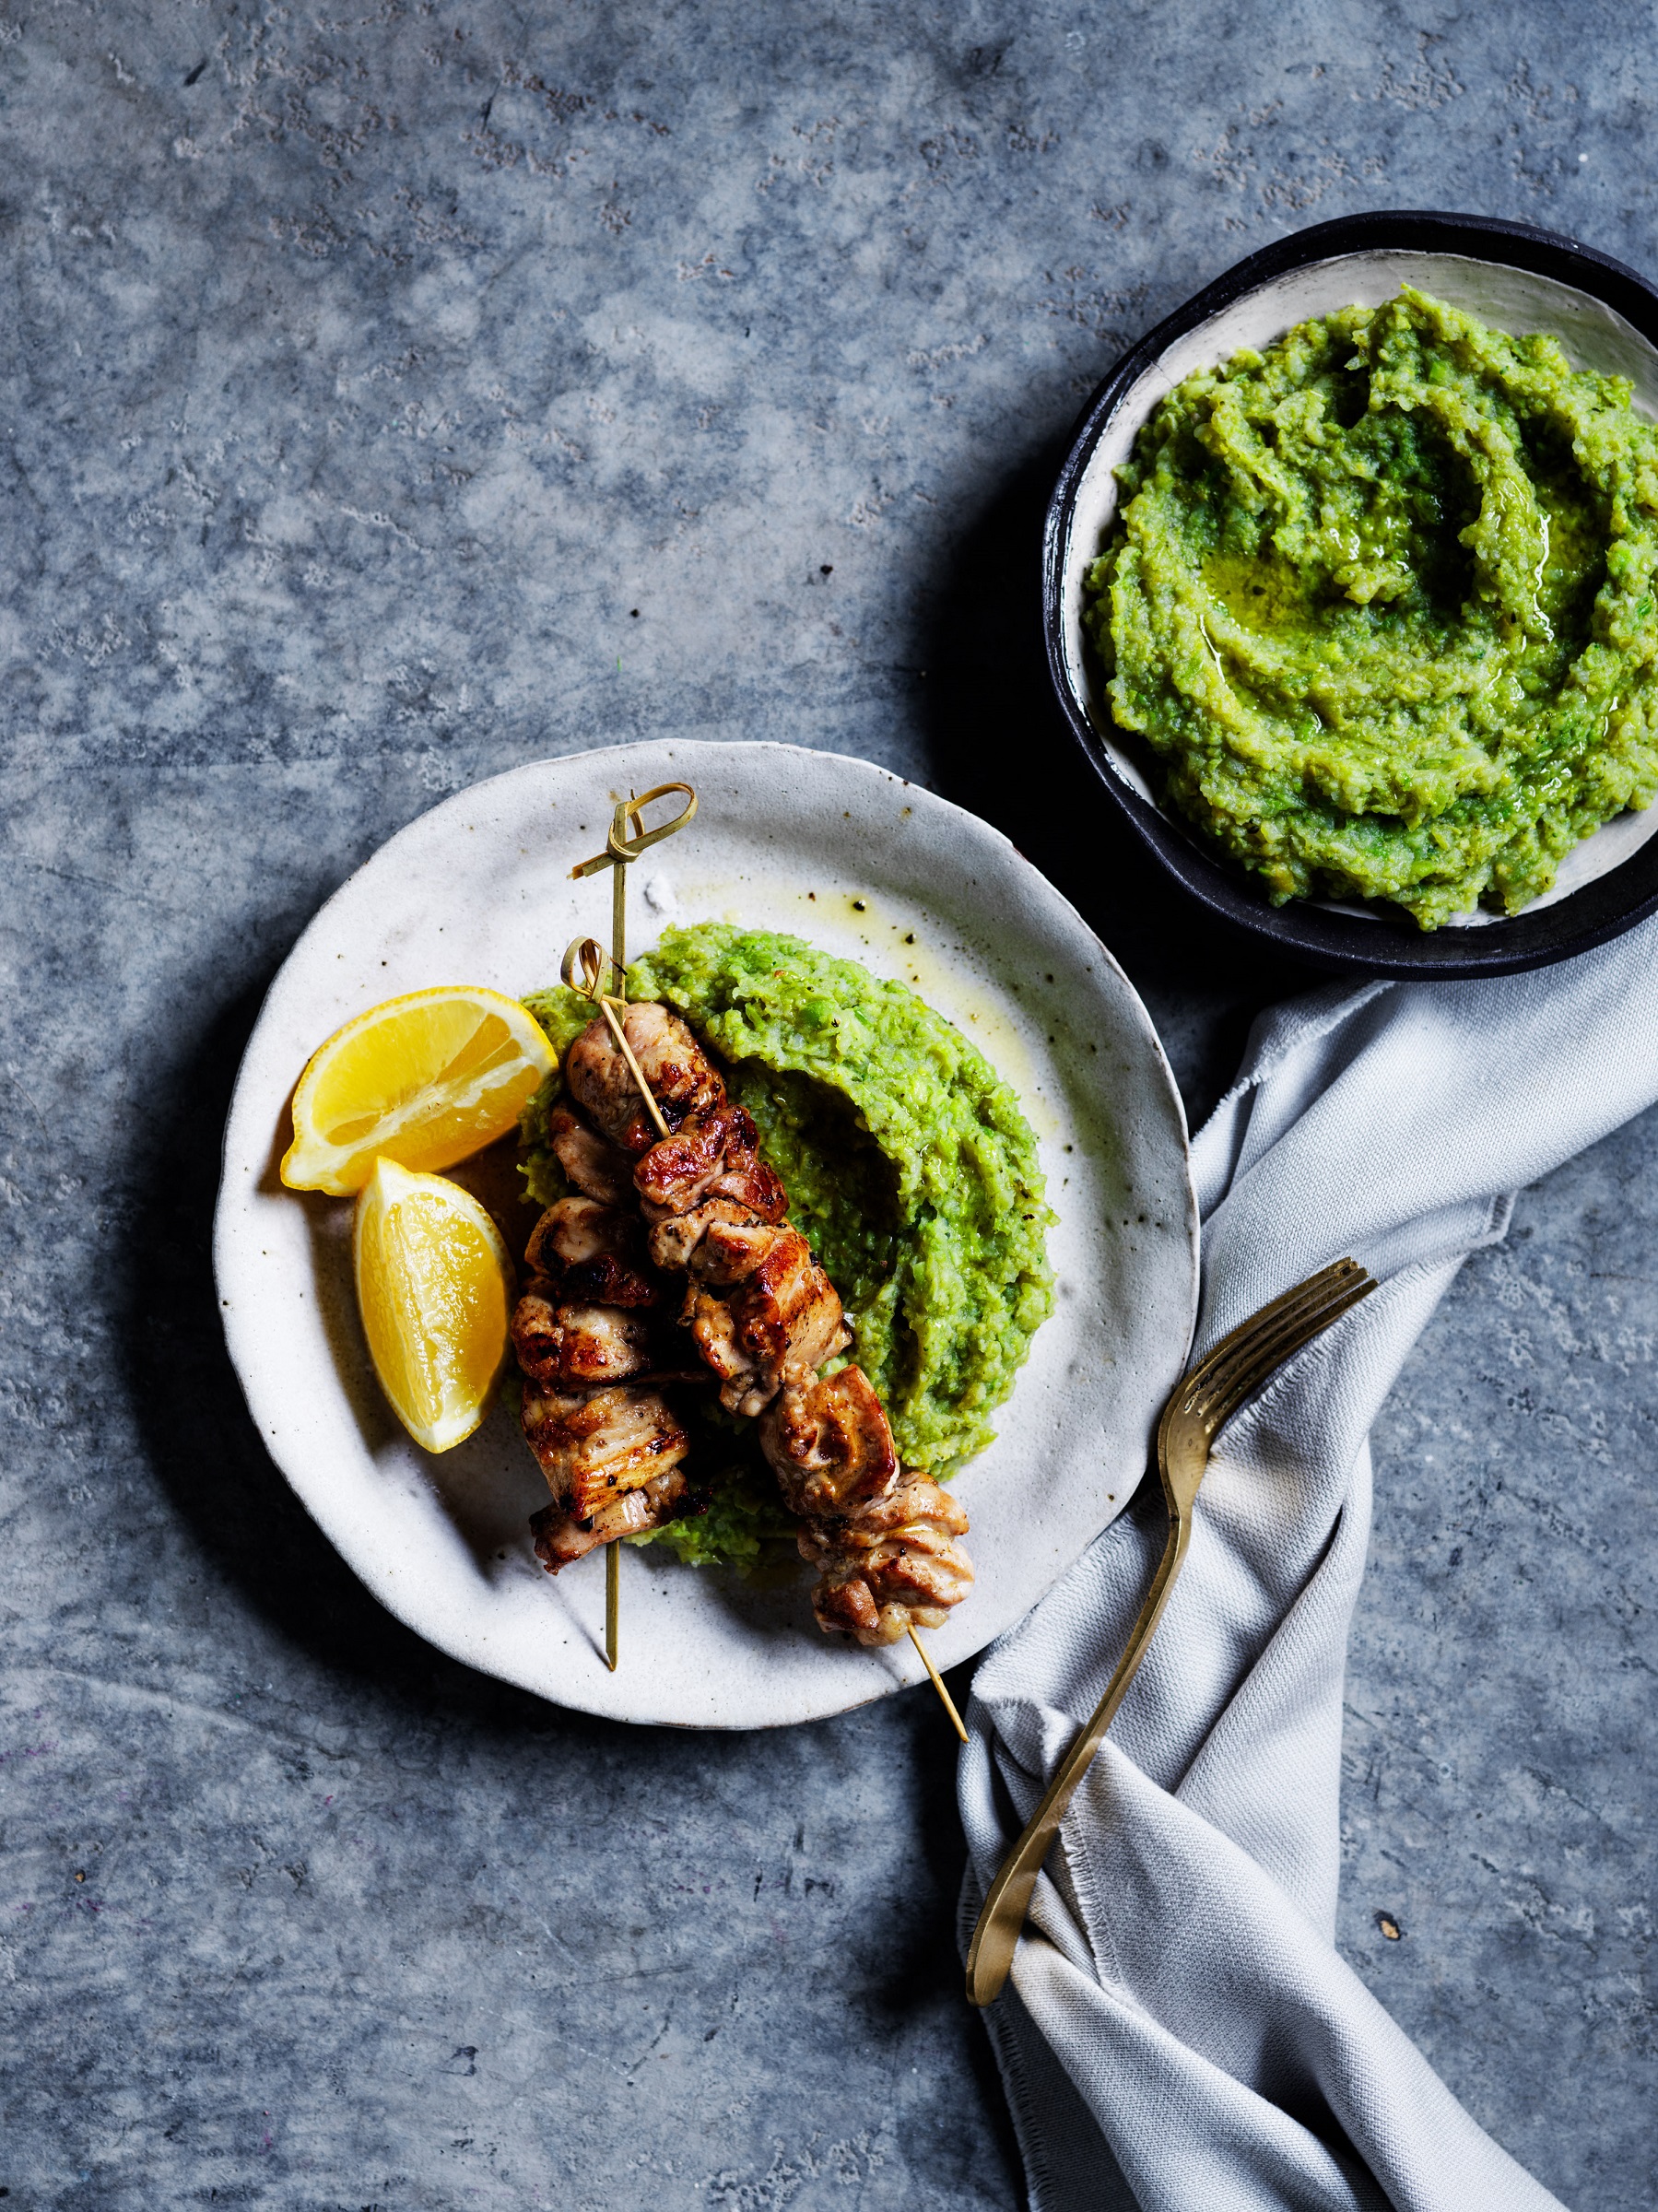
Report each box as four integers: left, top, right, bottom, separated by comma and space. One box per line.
282, 984, 556, 1196
353, 1157, 513, 1453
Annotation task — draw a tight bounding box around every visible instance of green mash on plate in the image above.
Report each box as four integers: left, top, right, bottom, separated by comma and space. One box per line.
1086, 287, 1658, 928
520, 924, 1055, 1568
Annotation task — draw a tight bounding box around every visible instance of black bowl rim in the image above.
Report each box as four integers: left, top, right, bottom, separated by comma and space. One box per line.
1043, 208, 1658, 981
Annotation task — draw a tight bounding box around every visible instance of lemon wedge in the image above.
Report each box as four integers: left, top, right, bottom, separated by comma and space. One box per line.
282, 984, 556, 1196
353, 1157, 514, 1453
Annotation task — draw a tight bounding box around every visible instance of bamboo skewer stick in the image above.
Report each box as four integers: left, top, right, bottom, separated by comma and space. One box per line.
908, 1624, 969, 1742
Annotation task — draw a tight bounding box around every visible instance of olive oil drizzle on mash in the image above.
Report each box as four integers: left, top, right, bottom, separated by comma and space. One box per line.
520, 923, 1055, 1570
1087, 287, 1658, 928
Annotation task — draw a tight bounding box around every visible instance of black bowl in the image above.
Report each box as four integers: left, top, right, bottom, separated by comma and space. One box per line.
1043, 209, 1658, 980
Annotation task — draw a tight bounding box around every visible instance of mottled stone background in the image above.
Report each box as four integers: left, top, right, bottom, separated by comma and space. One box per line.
2, 4, 1653, 2206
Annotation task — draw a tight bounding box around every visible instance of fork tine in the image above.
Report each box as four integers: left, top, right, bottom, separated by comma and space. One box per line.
1180, 1263, 1367, 1418
1185, 1276, 1364, 1420
1197, 1274, 1376, 1435
1188, 1280, 1369, 1429
1184, 1260, 1361, 1383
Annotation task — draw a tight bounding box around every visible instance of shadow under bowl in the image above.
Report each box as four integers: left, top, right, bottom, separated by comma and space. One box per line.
1043, 208, 1658, 980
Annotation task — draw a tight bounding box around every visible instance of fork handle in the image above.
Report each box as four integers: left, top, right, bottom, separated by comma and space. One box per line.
964, 1509, 1192, 2007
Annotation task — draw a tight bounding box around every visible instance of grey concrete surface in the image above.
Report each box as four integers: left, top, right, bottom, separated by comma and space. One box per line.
1, 3, 1652, 2206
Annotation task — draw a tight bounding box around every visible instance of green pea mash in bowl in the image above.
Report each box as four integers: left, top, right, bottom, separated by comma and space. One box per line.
519, 923, 1056, 1569
1085, 287, 1658, 929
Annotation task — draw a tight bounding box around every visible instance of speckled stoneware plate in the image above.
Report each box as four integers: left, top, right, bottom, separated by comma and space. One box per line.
1046, 209, 1658, 980
214, 740, 1198, 1729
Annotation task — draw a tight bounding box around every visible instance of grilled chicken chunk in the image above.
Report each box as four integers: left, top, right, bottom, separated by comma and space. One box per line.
633, 1101, 787, 1222
688, 1213, 790, 1286
706, 1147, 791, 1220
622, 1001, 728, 1126
681, 1226, 849, 1417
530, 1465, 691, 1571
799, 1479, 974, 1646
520, 1379, 690, 1519
511, 1289, 655, 1388
631, 1107, 734, 1212
524, 1195, 659, 1309
645, 1194, 762, 1275
566, 1004, 725, 1154
758, 1366, 899, 1517
548, 1102, 635, 1205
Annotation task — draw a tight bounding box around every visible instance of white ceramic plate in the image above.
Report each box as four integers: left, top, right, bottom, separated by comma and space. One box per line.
214, 740, 1198, 1728
1057, 246, 1658, 924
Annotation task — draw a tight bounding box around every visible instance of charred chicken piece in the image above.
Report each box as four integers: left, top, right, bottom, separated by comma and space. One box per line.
633, 1101, 787, 1223
645, 1194, 764, 1275
799, 1478, 975, 1647
680, 1226, 850, 1417
566, 1004, 726, 1154
511, 1288, 656, 1389
758, 1366, 900, 1517
622, 1001, 730, 1127
688, 1213, 793, 1286
530, 1465, 691, 1571
548, 1102, 636, 1205
523, 1194, 660, 1309
706, 1141, 787, 1218
520, 1379, 690, 1520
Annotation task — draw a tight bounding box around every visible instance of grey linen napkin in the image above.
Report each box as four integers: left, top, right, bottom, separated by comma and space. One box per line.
959, 924, 1658, 2212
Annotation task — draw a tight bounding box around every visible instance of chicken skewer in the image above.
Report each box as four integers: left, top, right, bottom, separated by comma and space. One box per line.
519, 784, 699, 1669
519, 778, 970, 1728
562, 994, 974, 1736
512, 1103, 698, 1610
575, 782, 698, 1668
513, 1067, 702, 1657
513, 992, 793, 1621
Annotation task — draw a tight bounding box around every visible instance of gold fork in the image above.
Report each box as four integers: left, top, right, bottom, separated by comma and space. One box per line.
964, 1255, 1378, 2008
